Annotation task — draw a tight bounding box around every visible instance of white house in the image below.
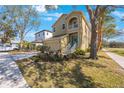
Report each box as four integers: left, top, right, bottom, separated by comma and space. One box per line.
0, 40, 19, 51
33, 30, 53, 46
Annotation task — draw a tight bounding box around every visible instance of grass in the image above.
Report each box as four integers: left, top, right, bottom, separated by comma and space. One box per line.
106, 48, 124, 56
16, 51, 124, 88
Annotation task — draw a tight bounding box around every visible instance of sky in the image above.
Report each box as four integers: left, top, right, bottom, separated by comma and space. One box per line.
24, 5, 124, 42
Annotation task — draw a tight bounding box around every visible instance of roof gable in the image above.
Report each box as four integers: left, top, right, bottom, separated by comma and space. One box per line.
52, 14, 67, 27
35, 30, 53, 35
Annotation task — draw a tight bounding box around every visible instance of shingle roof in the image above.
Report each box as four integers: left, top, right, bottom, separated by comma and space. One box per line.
35, 30, 53, 35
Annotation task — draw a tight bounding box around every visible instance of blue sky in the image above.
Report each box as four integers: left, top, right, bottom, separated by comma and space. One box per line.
25, 5, 124, 42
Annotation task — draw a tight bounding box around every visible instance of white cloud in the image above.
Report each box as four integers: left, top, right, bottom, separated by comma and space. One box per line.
34, 5, 61, 21
112, 11, 124, 18
35, 5, 58, 13
35, 5, 47, 12
41, 12, 62, 21
44, 12, 62, 18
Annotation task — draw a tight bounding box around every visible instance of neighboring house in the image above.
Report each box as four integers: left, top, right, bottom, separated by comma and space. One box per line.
43, 11, 91, 55
0, 39, 19, 51
32, 30, 53, 46
11, 41, 19, 49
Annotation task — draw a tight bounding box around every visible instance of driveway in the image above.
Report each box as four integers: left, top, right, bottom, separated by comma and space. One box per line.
0, 52, 37, 88
103, 49, 124, 69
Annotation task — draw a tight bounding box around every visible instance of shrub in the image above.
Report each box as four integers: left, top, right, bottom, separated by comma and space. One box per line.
31, 51, 64, 62
86, 48, 90, 52
36, 45, 50, 53
74, 48, 85, 55
30, 55, 41, 62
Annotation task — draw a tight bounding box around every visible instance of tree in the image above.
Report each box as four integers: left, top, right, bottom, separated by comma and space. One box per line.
1, 5, 58, 49
0, 10, 17, 43
103, 21, 116, 42
0, 23, 17, 43
85, 5, 117, 59
97, 7, 116, 51
2, 6, 41, 49
86, 6, 108, 59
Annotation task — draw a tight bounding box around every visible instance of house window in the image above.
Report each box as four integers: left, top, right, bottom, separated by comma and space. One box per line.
68, 17, 78, 29
53, 27, 56, 32
47, 32, 48, 35
62, 24, 65, 29
38, 34, 40, 37
43, 32, 44, 35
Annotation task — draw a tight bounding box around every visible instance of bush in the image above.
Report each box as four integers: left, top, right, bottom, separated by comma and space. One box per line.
31, 55, 42, 62
31, 51, 64, 62
74, 48, 85, 55
86, 48, 90, 52
36, 45, 50, 53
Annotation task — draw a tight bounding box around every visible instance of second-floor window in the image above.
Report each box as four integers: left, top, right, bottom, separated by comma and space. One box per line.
62, 24, 65, 29
38, 34, 40, 37
53, 27, 56, 32
68, 17, 78, 29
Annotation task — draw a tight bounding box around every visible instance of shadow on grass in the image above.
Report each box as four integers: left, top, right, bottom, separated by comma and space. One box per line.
30, 62, 102, 88
70, 63, 102, 88
98, 55, 111, 60
78, 58, 107, 68
71, 64, 94, 87
16, 55, 104, 88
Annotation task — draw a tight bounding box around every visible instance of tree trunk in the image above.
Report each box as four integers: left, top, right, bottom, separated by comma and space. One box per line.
86, 5, 100, 59
20, 40, 23, 50
97, 28, 103, 51
90, 22, 98, 59
20, 34, 24, 50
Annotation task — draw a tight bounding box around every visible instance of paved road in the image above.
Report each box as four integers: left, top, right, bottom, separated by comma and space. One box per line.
0, 52, 37, 88
103, 49, 124, 69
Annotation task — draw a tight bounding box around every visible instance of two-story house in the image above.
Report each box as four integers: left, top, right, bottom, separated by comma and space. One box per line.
43, 11, 91, 55
33, 30, 53, 46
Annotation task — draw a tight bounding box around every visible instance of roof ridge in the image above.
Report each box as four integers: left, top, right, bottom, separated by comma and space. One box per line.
35, 30, 53, 34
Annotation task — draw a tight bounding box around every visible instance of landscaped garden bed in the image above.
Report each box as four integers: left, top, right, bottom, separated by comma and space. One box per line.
16, 51, 124, 88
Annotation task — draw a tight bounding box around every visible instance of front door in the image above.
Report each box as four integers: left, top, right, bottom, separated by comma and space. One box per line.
69, 33, 78, 47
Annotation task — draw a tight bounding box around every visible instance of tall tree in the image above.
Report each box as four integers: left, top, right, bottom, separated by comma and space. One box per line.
3, 6, 41, 49
0, 8, 17, 43
1, 5, 58, 49
86, 5, 116, 59
0, 23, 17, 43
86, 5, 104, 59
103, 24, 116, 44
97, 7, 115, 51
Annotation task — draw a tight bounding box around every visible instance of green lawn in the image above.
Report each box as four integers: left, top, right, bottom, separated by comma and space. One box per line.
16, 51, 124, 88
106, 48, 124, 56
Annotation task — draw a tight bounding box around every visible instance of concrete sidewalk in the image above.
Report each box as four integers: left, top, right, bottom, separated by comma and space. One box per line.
103, 49, 124, 69
0, 52, 36, 88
